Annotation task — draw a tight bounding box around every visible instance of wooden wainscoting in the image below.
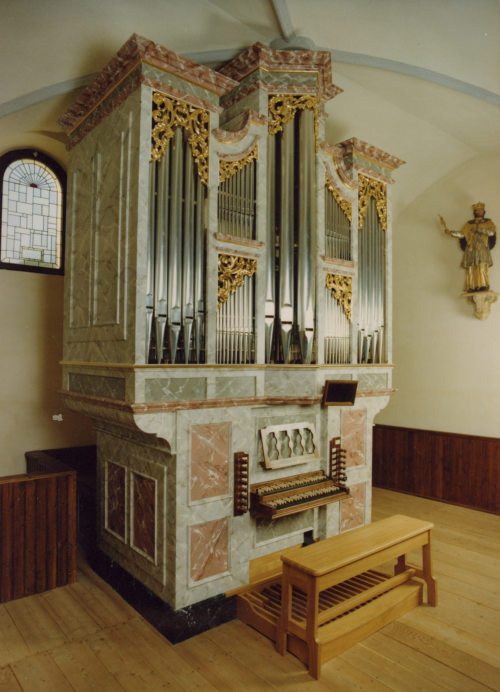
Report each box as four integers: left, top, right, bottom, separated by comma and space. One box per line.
0, 457, 77, 603
372, 424, 500, 514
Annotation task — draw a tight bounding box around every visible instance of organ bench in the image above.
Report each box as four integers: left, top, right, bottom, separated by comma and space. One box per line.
237, 514, 437, 679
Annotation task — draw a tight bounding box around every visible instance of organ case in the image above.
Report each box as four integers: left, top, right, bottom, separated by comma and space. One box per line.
60, 35, 403, 612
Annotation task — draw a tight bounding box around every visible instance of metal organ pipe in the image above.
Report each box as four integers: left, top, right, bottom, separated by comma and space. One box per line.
279, 119, 295, 363
324, 287, 350, 364
147, 128, 206, 364
154, 150, 169, 363
268, 108, 317, 364
216, 273, 255, 365
357, 196, 385, 363
265, 135, 276, 363
217, 161, 256, 240
297, 109, 316, 364
325, 188, 351, 261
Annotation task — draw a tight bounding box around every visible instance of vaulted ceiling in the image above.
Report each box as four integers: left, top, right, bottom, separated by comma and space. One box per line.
1, 0, 499, 217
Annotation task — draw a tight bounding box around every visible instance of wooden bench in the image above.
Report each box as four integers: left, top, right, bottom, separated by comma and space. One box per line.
275, 514, 437, 678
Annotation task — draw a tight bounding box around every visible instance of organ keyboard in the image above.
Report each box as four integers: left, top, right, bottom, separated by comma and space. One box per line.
250, 470, 349, 519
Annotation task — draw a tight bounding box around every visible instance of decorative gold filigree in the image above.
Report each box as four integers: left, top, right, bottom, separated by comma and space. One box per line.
218, 254, 257, 305
268, 94, 319, 146
326, 273, 352, 321
325, 173, 352, 222
151, 92, 209, 185
219, 144, 258, 184
358, 174, 387, 231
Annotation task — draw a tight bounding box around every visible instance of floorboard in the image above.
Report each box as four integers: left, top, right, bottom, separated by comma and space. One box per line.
0, 489, 498, 690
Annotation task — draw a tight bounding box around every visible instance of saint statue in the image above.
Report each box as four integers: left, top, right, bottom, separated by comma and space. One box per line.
439, 202, 496, 292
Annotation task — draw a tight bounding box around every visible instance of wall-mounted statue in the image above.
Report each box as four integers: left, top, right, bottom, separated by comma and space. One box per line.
439, 202, 496, 292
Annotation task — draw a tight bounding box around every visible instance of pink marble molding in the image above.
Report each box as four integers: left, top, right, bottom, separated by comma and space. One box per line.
61, 388, 395, 415
218, 42, 343, 102
59, 33, 238, 135
334, 137, 406, 184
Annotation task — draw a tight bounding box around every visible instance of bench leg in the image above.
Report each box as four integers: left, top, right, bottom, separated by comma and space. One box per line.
422, 541, 437, 606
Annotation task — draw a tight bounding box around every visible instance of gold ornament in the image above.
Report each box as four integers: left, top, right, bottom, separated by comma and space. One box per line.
268, 94, 319, 146
325, 173, 352, 222
218, 254, 257, 305
358, 174, 387, 231
151, 92, 209, 185
326, 273, 352, 320
219, 144, 258, 184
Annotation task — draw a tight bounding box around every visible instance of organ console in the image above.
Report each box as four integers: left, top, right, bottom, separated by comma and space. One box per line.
250, 469, 349, 519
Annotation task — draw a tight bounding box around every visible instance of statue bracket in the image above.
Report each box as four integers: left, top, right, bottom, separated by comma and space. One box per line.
462, 290, 498, 320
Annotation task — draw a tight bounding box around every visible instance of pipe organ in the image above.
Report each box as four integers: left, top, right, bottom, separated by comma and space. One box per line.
60, 35, 403, 615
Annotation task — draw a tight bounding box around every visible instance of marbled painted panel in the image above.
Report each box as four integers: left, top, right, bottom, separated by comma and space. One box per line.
341, 409, 366, 467
93, 113, 132, 327
106, 462, 126, 539
256, 509, 314, 545
264, 371, 316, 397
132, 472, 156, 561
357, 372, 388, 390
69, 373, 126, 400
215, 376, 256, 399
190, 423, 230, 502
145, 377, 207, 402
340, 482, 366, 531
190, 518, 229, 582
68, 164, 92, 329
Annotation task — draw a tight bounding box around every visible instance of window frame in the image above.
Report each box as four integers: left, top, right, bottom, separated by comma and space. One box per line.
0, 149, 66, 275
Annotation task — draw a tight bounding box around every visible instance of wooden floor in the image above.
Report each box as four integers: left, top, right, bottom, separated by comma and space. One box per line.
1, 489, 499, 691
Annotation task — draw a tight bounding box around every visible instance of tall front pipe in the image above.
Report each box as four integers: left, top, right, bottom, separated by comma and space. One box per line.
265, 135, 276, 362
194, 177, 205, 363
167, 128, 183, 361
279, 120, 294, 363
297, 109, 315, 363
182, 146, 195, 362
146, 161, 156, 361
154, 150, 169, 362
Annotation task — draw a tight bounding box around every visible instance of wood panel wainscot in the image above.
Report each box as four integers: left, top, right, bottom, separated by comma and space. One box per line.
0, 454, 77, 602
372, 424, 500, 514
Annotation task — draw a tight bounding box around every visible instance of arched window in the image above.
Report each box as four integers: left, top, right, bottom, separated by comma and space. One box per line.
0, 149, 66, 274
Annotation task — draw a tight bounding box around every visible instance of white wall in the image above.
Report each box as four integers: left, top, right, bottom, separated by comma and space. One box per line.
377, 153, 500, 437
0, 101, 95, 477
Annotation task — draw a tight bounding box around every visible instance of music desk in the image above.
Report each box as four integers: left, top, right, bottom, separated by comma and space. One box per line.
276, 514, 437, 678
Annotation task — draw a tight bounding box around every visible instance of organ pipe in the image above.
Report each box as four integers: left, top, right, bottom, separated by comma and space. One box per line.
325, 187, 351, 260
267, 106, 317, 364
217, 160, 256, 240
147, 127, 206, 364
297, 108, 316, 364
357, 196, 386, 363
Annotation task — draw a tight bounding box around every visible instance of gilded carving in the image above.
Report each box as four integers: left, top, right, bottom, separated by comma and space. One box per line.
268, 94, 319, 145
219, 144, 258, 184
325, 173, 352, 222
218, 254, 257, 306
151, 92, 209, 185
326, 273, 352, 321
358, 174, 387, 231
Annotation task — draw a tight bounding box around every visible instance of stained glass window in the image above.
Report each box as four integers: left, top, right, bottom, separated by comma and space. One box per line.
0, 150, 65, 274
